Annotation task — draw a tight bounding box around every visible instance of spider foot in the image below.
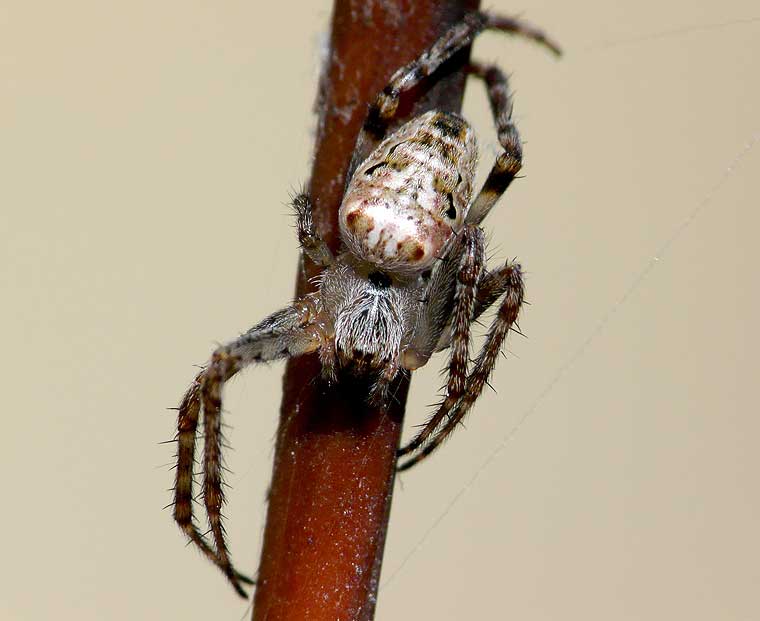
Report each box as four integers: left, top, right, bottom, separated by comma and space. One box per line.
228, 569, 256, 598
235, 570, 256, 586
396, 436, 423, 458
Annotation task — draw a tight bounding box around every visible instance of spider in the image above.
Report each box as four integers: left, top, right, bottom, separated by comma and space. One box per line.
171, 11, 559, 597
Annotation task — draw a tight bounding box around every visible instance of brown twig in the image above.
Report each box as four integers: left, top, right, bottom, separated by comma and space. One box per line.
252, 1, 479, 619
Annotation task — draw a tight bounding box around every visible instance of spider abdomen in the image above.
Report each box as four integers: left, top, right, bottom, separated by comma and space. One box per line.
339, 110, 477, 273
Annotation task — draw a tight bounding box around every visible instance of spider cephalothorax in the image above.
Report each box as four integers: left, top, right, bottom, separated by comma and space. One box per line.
171, 11, 559, 597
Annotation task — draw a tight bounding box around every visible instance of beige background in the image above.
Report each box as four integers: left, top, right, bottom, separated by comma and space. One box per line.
2, 1, 758, 619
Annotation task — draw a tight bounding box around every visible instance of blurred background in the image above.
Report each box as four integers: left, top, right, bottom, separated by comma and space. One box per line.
1, 1, 758, 619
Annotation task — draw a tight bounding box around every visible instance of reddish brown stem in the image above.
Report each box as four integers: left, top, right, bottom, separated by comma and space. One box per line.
252, 1, 479, 619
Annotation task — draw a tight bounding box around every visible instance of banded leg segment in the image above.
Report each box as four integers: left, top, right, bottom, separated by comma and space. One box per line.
398, 262, 524, 471
351, 11, 560, 174
173, 368, 255, 596
365, 12, 559, 140
465, 62, 522, 226
199, 352, 244, 594
398, 226, 485, 457
172, 299, 323, 596
173, 371, 250, 586
432, 259, 522, 353
474, 260, 521, 322
363, 12, 489, 141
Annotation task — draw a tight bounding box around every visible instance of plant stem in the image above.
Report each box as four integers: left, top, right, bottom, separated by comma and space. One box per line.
252, 1, 479, 619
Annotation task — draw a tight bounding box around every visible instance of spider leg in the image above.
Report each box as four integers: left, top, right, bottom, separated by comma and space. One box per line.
174, 371, 249, 585
473, 261, 518, 322
198, 350, 249, 595
485, 14, 561, 57
397, 225, 485, 457
465, 62, 522, 226
364, 12, 559, 140
397, 62, 533, 464
293, 191, 334, 267
173, 298, 323, 597
397, 262, 524, 471
433, 259, 520, 352
351, 11, 558, 172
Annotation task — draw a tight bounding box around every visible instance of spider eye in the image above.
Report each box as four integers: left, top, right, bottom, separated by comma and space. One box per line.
368, 271, 392, 288
445, 193, 456, 219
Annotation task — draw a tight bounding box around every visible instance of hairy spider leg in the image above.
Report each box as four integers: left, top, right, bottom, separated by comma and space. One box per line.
404, 55, 526, 363
350, 11, 559, 178
174, 371, 253, 595
465, 62, 523, 226
174, 300, 323, 596
398, 57, 533, 462
397, 261, 524, 471
199, 350, 246, 595
398, 225, 485, 456
432, 257, 524, 354
473, 261, 522, 321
